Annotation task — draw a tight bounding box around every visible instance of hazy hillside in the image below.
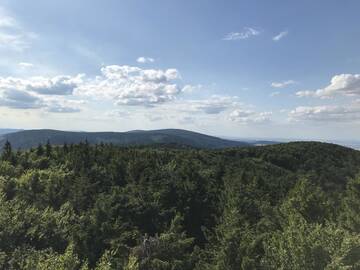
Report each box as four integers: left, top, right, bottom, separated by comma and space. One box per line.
0, 129, 251, 149
0, 129, 22, 136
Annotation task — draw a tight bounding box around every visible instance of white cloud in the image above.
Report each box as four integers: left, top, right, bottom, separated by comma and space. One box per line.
136, 57, 155, 63
0, 89, 82, 112
273, 31, 288, 41
163, 95, 240, 115
77, 65, 182, 106
158, 95, 270, 125
289, 104, 360, 122
191, 95, 238, 114
229, 109, 272, 124
18, 62, 34, 69
223, 27, 260, 41
0, 15, 17, 28
44, 99, 82, 113
296, 74, 360, 98
271, 80, 296, 88
0, 64, 186, 111
150, 95, 271, 126
182, 84, 202, 93
0, 74, 84, 112
295, 90, 316, 98
0, 75, 84, 96
0, 87, 83, 112
0, 63, 272, 125
46, 106, 80, 113
28, 75, 84, 95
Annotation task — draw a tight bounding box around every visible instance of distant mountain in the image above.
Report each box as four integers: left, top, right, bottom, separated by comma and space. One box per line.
0, 129, 22, 136
0, 129, 251, 149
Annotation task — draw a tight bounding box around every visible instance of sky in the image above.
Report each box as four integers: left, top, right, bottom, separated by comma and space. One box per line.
0, 0, 359, 140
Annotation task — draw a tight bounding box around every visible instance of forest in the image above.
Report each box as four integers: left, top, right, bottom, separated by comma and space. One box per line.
0, 140, 360, 269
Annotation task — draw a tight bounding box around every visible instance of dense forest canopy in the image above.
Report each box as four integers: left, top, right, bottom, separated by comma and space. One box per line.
0, 141, 360, 269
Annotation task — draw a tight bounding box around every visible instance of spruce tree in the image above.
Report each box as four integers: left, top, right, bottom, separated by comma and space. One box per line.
1, 140, 12, 161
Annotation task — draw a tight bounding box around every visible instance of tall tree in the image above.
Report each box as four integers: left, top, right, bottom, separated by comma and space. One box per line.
1, 140, 13, 162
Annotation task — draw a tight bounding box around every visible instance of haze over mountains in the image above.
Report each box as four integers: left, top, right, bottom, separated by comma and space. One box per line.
1, 128, 359, 150
0, 129, 22, 136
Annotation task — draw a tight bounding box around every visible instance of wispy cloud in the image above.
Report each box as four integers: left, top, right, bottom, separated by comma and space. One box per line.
271, 80, 296, 88
0, 15, 17, 28
18, 62, 34, 69
229, 109, 272, 124
0, 7, 37, 51
182, 84, 203, 93
223, 27, 261, 41
289, 104, 360, 122
270, 91, 280, 97
273, 31, 288, 41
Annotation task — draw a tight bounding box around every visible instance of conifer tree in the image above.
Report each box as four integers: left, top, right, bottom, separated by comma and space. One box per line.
2, 140, 12, 162
45, 140, 52, 157
36, 144, 44, 156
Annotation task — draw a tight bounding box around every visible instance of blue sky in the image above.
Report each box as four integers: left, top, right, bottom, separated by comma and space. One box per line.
0, 0, 359, 140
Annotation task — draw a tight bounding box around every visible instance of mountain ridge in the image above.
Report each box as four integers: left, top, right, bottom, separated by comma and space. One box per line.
0, 128, 254, 149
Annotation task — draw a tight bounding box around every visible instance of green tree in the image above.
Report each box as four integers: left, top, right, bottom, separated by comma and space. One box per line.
127, 214, 195, 270
281, 177, 332, 224
262, 214, 360, 269
340, 175, 360, 233
197, 172, 264, 270
45, 140, 52, 157
36, 144, 44, 156
2, 140, 13, 162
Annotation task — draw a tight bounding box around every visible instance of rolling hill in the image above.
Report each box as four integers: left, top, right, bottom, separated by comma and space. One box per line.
0, 129, 253, 149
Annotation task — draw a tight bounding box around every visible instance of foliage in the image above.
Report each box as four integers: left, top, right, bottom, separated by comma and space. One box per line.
0, 141, 359, 269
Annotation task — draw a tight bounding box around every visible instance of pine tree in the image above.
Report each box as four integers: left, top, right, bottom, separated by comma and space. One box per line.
2, 140, 12, 162
45, 140, 52, 157
36, 144, 44, 156
62, 142, 68, 154
198, 172, 261, 270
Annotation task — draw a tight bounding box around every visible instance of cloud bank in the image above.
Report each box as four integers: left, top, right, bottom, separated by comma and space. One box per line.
289, 104, 360, 122
297, 74, 360, 98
